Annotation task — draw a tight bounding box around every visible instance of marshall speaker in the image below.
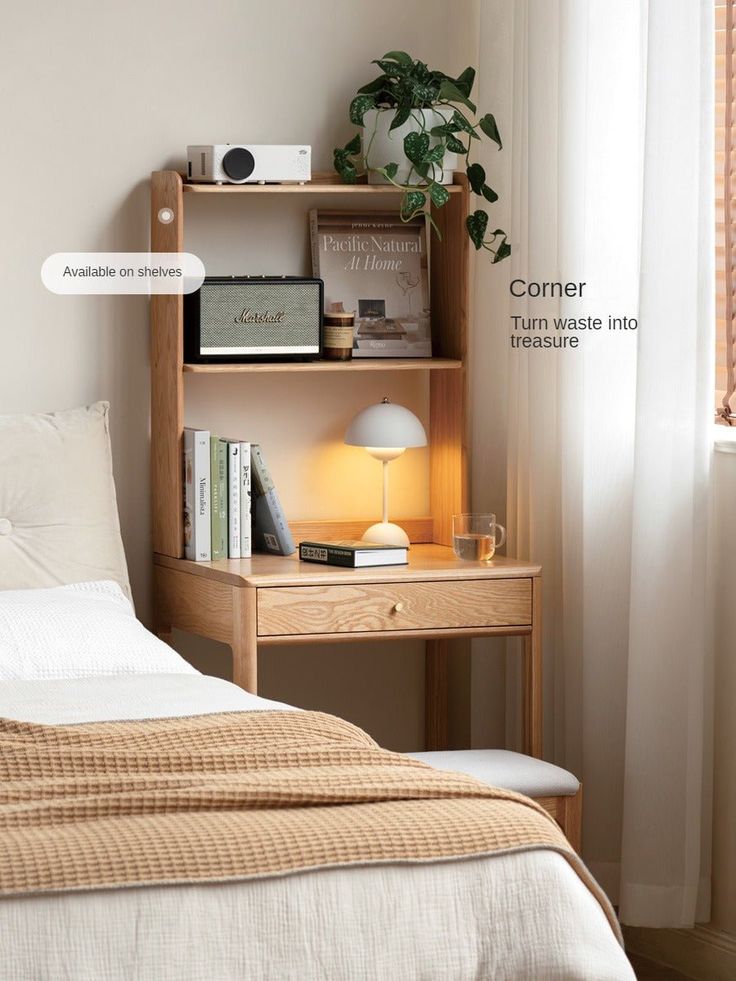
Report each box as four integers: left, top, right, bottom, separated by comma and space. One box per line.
184, 276, 323, 363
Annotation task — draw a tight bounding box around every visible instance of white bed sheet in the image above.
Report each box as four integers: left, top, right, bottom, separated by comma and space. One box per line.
0, 674, 635, 981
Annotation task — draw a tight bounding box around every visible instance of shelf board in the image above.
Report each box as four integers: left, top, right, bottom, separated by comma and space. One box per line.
181, 171, 464, 195
182, 358, 463, 374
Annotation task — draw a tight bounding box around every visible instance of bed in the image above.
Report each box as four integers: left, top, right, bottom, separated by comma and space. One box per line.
0, 404, 635, 980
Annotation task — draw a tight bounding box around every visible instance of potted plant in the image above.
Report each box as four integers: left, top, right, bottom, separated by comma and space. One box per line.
334, 51, 510, 263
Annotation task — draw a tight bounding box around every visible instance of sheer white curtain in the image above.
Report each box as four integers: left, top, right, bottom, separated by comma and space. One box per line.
477, 0, 714, 926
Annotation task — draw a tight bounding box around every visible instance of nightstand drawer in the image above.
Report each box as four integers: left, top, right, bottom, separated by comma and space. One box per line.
257, 578, 532, 637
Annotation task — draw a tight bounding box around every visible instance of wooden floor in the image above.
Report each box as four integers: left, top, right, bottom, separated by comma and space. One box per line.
628, 953, 695, 980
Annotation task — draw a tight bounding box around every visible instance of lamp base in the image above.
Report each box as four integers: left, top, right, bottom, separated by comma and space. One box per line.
362, 522, 410, 548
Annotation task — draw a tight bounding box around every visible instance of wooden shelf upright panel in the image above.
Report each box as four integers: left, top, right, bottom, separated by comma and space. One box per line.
150, 171, 185, 558
425, 173, 471, 751
429, 173, 470, 548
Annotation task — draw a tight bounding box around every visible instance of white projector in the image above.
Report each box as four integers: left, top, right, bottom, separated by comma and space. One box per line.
186, 144, 311, 185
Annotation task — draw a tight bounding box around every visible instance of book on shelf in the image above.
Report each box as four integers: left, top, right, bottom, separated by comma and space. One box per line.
239, 441, 252, 558
251, 444, 296, 556
309, 209, 431, 359
225, 440, 241, 559
299, 540, 408, 569
183, 428, 211, 562
183, 434, 292, 560
210, 436, 227, 561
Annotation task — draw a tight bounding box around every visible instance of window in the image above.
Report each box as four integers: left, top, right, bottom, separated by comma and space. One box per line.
717, 0, 736, 423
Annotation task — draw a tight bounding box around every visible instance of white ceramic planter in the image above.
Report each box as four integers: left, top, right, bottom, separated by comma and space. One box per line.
363, 107, 458, 186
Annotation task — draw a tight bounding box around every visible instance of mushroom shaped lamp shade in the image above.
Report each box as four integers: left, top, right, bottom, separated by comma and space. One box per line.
344, 398, 427, 547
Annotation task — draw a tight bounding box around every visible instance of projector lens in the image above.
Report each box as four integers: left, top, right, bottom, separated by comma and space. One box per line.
222, 147, 255, 182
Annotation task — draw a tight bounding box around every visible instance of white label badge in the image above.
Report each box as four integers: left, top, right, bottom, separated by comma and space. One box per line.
41, 252, 205, 295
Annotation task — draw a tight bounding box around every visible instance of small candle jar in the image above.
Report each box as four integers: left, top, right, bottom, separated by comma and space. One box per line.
323, 307, 355, 361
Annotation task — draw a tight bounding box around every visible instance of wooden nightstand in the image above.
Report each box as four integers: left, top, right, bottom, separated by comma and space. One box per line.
154, 545, 543, 757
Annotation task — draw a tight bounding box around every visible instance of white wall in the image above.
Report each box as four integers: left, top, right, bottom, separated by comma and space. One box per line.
0, 0, 479, 750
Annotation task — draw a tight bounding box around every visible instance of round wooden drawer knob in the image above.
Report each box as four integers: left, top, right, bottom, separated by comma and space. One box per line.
393, 601, 405, 613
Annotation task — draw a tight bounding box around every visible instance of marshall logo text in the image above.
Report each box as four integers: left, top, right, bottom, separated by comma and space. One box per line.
234, 309, 286, 325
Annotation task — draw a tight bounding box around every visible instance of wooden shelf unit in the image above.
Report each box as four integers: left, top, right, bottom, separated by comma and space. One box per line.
150, 169, 470, 559
148, 169, 511, 754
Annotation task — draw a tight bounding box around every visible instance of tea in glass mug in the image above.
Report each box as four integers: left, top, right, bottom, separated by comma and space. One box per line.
452, 513, 506, 561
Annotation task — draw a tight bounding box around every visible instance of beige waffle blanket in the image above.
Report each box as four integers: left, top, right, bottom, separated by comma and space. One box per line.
0, 709, 617, 934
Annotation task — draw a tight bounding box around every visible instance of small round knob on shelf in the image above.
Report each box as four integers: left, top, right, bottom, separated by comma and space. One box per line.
393, 601, 405, 614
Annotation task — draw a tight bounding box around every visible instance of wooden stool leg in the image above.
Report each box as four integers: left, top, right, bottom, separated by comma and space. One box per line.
557, 786, 583, 853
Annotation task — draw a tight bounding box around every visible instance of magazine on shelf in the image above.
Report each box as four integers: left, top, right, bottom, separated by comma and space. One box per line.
310, 210, 431, 358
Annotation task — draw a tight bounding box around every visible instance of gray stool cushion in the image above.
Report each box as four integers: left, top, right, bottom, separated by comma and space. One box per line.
406, 750, 579, 798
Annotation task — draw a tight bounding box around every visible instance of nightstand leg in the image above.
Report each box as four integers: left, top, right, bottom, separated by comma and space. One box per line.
232, 586, 258, 693
523, 577, 543, 757
425, 640, 449, 750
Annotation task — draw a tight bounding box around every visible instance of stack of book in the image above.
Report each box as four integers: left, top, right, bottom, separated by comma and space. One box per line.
183, 428, 295, 561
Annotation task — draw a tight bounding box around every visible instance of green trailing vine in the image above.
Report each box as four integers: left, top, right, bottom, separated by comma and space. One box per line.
333, 51, 510, 263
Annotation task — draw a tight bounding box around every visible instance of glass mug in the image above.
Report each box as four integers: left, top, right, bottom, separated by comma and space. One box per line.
452, 513, 506, 562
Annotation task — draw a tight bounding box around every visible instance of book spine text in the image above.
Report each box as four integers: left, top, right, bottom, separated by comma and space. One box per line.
299, 544, 354, 567
226, 441, 241, 559
239, 441, 252, 558
210, 436, 227, 561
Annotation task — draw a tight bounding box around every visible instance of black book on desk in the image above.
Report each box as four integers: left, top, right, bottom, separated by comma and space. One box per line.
299, 540, 408, 569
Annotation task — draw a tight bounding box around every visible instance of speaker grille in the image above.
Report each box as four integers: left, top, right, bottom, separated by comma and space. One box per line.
199, 280, 321, 352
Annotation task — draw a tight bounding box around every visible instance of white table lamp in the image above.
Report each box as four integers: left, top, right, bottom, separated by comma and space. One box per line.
344, 397, 427, 547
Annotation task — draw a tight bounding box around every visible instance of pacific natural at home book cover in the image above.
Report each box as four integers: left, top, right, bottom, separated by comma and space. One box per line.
310, 210, 431, 358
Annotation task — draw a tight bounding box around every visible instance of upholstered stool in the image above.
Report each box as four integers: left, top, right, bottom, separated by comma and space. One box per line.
407, 750, 582, 852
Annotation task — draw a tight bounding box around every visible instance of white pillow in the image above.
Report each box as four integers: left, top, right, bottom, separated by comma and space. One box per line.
0, 402, 131, 599
0, 581, 198, 680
